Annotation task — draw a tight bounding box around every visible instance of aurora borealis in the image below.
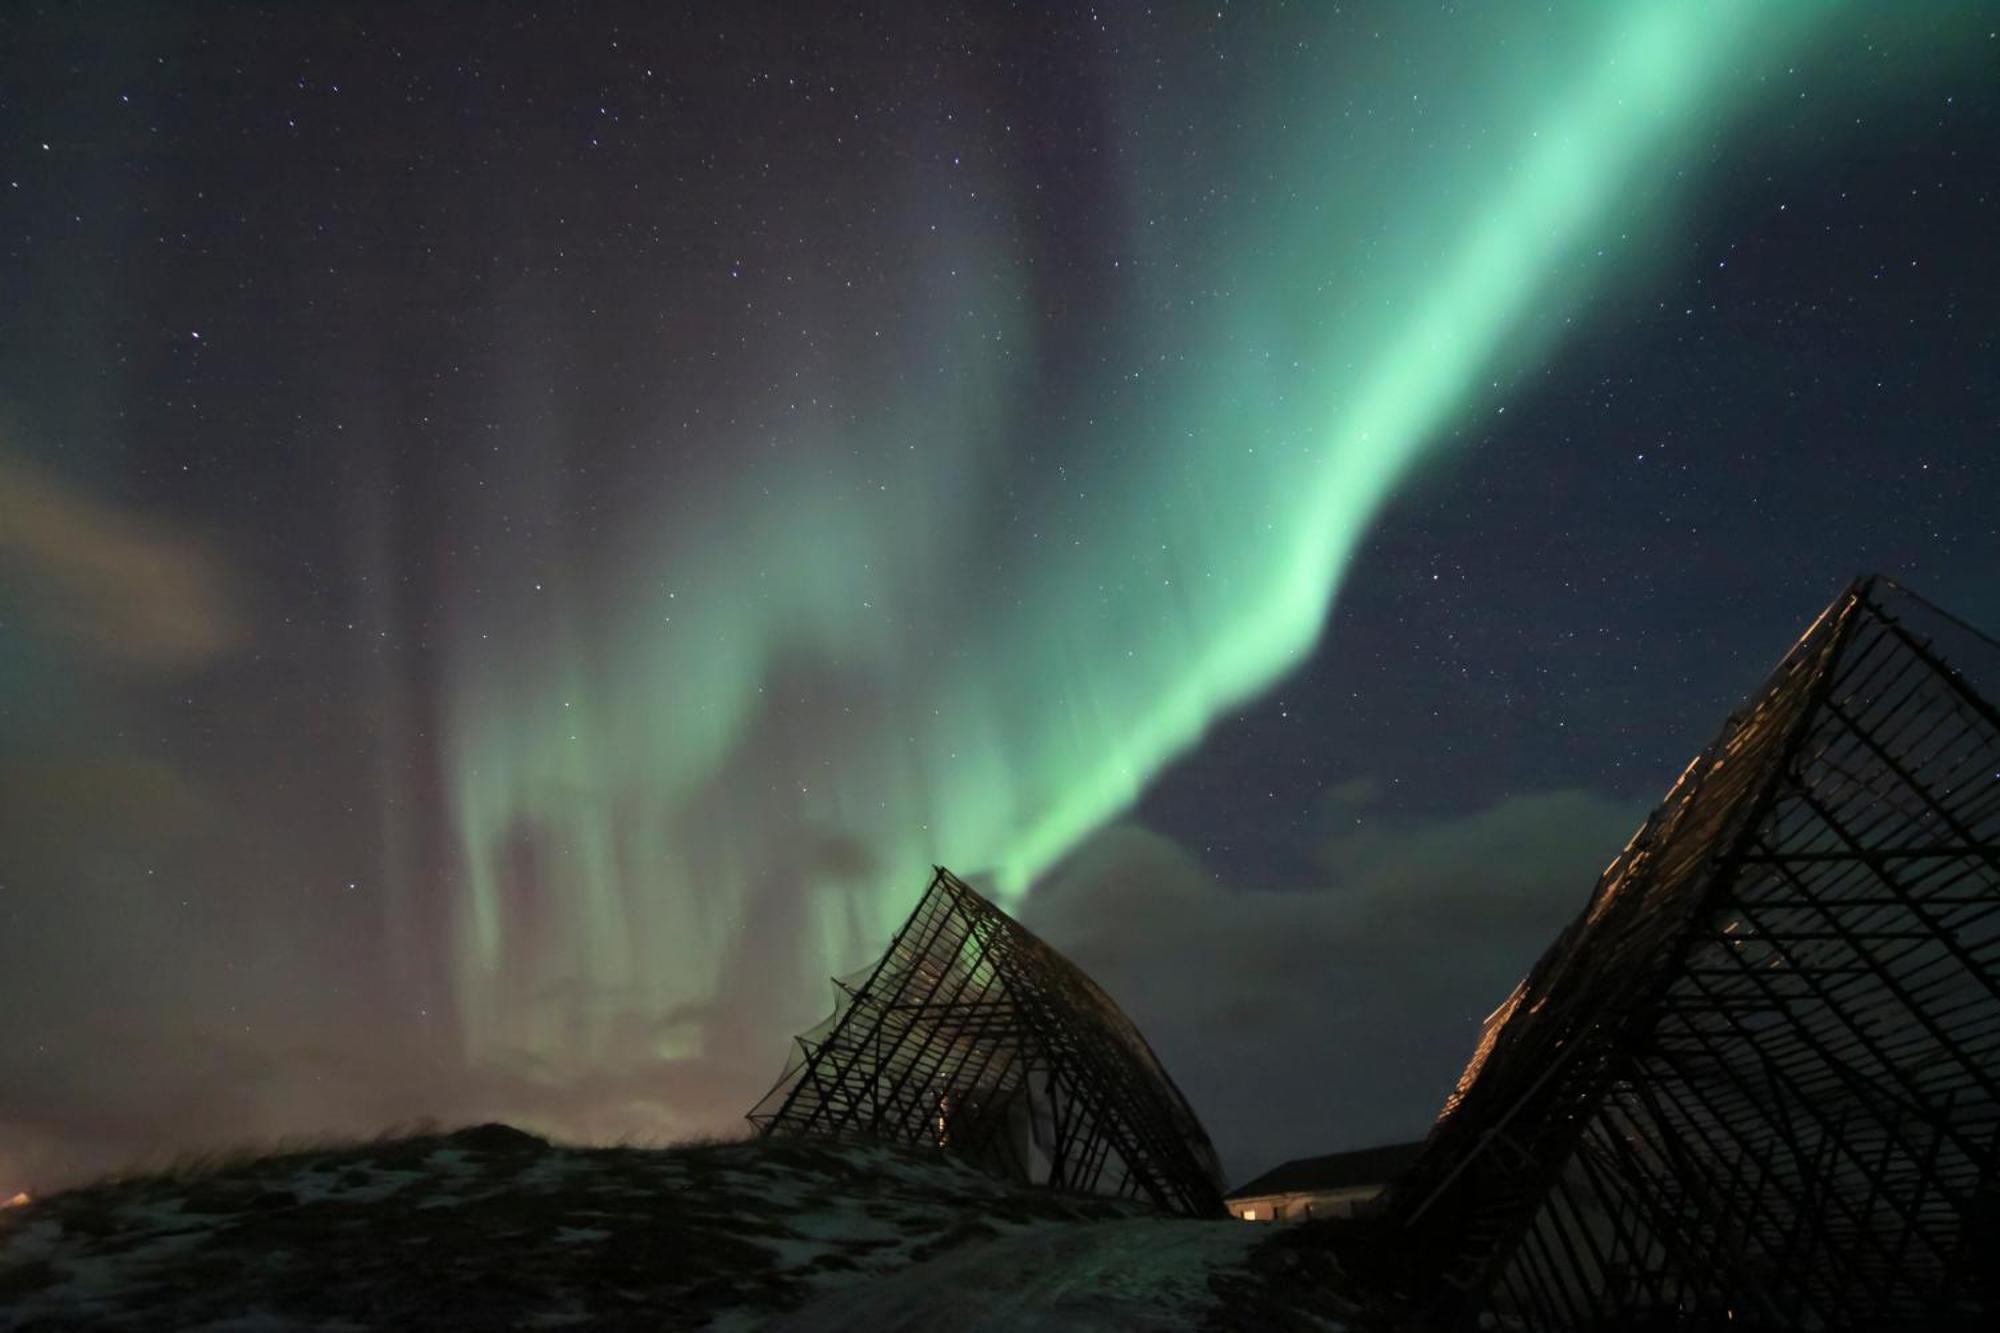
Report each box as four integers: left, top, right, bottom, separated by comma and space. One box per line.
3, 2, 1996, 1194
448, 0, 1834, 1075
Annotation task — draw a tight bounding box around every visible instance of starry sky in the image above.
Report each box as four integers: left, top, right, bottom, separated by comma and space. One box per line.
2, 2, 1996, 1198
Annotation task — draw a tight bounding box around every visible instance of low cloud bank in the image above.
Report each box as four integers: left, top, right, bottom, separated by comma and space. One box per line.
1021, 788, 1646, 1186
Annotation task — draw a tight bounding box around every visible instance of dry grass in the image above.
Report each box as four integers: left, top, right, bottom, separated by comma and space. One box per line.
78, 1119, 447, 1193
52, 1118, 758, 1205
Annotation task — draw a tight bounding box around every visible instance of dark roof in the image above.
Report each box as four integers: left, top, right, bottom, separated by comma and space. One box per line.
1226, 1141, 1427, 1201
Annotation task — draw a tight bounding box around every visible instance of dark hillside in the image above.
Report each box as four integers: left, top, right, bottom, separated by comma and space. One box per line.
0, 1125, 1373, 1330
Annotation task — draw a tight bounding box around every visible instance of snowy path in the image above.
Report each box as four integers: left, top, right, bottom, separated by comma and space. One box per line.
763, 1216, 1266, 1331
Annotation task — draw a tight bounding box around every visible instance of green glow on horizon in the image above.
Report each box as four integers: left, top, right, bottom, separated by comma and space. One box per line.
443, 2, 1836, 1097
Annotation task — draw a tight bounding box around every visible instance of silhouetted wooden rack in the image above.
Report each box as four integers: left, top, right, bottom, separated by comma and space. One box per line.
1392, 576, 2000, 1330
747, 866, 1226, 1218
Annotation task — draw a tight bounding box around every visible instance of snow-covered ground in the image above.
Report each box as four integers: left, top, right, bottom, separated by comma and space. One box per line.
761, 1215, 1268, 1332
0, 1125, 1365, 1330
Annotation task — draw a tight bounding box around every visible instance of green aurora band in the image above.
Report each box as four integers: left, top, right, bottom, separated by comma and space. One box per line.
440, 2, 1914, 1118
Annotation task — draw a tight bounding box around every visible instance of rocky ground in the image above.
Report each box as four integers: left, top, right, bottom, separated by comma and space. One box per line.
0, 1125, 1376, 1330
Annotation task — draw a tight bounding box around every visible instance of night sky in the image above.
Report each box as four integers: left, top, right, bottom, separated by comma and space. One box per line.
3, 2, 1996, 1199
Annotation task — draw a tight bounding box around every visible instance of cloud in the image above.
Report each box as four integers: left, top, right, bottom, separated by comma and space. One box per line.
0, 757, 214, 841
1017, 788, 1648, 1186
0, 451, 247, 669
0, 746, 1647, 1201
0, 1015, 760, 1196
0, 745, 779, 1196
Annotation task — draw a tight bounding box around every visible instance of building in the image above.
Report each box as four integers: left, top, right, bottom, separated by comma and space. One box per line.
1227, 1141, 1424, 1222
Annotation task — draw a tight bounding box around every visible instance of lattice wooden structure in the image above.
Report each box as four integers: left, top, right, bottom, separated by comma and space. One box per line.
747, 866, 1225, 1217
1393, 577, 2000, 1330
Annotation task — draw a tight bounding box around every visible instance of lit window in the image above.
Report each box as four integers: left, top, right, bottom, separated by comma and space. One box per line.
1241, 1208, 1256, 1220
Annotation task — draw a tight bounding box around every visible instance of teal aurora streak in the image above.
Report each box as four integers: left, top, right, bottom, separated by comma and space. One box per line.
440, 3, 1900, 1107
